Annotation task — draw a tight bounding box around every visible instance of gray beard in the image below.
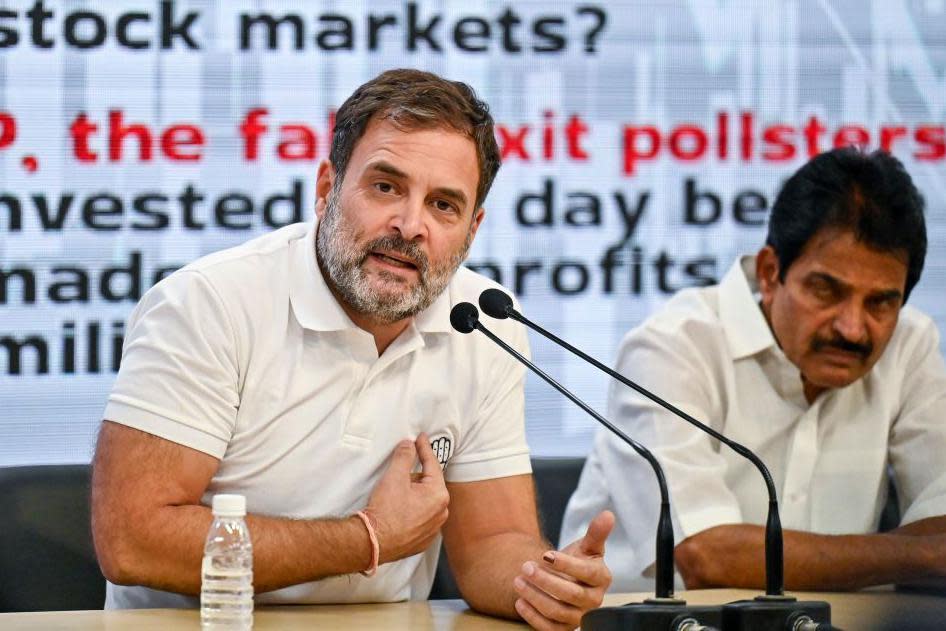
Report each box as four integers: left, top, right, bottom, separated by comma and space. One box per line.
315, 186, 472, 324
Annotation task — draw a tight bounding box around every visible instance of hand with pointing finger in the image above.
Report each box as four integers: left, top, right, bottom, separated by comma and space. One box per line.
513, 510, 615, 630
365, 433, 450, 565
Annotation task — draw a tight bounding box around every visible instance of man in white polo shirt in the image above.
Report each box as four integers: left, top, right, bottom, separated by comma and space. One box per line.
562, 148, 946, 592
92, 69, 614, 628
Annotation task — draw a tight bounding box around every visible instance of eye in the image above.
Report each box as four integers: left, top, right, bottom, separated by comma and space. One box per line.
375, 181, 396, 194
867, 295, 900, 316
807, 279, 837, 302
433, 199, 459, 214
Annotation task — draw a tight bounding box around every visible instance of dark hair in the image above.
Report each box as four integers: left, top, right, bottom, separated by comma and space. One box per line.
329, 68, 501, 210
766, 147, 927, 301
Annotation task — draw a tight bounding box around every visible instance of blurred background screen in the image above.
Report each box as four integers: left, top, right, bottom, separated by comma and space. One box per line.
1, 0, 945, 464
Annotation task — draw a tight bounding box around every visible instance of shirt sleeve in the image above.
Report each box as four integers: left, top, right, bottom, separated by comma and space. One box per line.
444, 304, 532, 484
103, 269, 241, 458
888, 314, 946, 525
600, 320, 743, 576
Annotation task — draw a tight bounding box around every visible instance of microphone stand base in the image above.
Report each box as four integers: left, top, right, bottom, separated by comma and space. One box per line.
722, 596, 831, 630
582, 601, 723, 631
644, 597, 687, 606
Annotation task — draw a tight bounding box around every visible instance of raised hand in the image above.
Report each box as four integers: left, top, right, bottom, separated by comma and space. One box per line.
513, 510, 615, 630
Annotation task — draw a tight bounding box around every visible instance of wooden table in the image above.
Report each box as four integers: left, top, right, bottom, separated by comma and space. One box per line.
1, 589, 944, 629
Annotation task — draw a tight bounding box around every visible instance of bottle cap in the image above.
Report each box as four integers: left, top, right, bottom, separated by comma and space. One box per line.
211, 494, 246, 517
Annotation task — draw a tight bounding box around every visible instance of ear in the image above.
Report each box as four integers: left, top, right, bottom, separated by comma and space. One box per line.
468, 207, 486, 240
756, 245, 781, 309
314, 160, 336, 220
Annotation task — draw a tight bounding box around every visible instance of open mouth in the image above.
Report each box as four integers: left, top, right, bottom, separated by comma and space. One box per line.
369, 251, 418, 271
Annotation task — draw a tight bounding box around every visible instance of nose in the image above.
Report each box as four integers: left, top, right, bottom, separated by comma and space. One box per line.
389, 195, 427, 242
832, 299, 868, 343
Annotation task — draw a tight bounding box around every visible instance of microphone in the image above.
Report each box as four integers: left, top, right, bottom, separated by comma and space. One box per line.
478, 288, 834, 631
450, 302, 722, 631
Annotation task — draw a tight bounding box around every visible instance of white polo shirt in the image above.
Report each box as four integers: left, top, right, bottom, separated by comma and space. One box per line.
561, 256, 946, 592
103, 221, 531, 608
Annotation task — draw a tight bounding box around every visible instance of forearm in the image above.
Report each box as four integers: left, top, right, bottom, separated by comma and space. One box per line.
893, 515, 946, 536
780, 529, 945, 590
441, 476, 612, 629
890, 516, 946, 589
676, 523, 946, 590
97, 504, 372, 595
450, 531, 549, 619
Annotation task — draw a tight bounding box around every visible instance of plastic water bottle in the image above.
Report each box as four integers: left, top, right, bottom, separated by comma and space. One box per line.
201, 494, 254, 630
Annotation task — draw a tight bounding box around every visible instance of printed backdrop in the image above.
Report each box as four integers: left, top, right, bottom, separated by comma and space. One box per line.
2, 0, 945, 464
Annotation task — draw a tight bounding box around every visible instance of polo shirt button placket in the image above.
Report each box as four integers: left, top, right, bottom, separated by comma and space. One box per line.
342, 365, 375, 443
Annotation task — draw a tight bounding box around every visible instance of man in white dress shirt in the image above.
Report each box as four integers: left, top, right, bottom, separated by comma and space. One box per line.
562, 147, 946, 592
92, 69, 614, 629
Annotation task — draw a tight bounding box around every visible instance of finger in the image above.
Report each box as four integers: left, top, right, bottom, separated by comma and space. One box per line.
514, 597, 568, 631
386, 439, 417, 475
415, 433, 444, 481
578, 510, 615, 557
513, 574, 582, 629
541, 551, 611, 589
520, 561, 596, 609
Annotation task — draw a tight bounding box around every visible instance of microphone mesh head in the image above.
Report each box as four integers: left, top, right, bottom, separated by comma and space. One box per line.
479, 288, 513, 319
449, 302, 479, 333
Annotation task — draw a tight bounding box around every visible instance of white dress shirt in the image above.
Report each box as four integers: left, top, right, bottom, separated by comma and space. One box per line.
561, 256, 946, 592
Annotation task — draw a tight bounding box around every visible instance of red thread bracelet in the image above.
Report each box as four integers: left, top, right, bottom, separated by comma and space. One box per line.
355, 510, 379, 577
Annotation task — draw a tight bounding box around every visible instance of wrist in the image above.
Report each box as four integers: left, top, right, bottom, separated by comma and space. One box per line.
918, 534, 946, 579
354, 509, 380, 577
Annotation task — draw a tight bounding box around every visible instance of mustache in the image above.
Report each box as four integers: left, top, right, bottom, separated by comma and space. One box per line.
811, 335, 873, 359
361, 234, 429, 274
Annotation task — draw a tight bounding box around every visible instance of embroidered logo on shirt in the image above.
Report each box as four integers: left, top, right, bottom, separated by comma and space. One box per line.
429, 435, 453, 470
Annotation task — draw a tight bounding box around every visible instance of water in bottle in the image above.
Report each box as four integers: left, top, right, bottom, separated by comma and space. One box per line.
201, 494, 253, 630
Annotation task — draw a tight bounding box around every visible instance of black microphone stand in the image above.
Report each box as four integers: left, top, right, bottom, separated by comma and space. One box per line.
450, 302, 722, 631
477, 288, 836, 631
